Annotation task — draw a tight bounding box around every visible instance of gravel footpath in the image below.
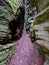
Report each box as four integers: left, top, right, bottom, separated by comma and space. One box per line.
9, 25, 44, 65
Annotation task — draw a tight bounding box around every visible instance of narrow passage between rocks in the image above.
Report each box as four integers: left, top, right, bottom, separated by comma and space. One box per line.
9, 24, 44, 65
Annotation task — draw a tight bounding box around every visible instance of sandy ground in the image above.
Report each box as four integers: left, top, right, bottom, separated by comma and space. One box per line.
9, 25, 44, 65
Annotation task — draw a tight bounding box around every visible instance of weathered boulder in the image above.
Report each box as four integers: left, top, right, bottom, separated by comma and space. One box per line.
30, 1, 49, 64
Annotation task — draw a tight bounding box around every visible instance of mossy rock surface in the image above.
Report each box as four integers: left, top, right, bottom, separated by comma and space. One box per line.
34, 0, 49, 13
0, 0, 23, 43
29, 6, 49, 65
0, 43, 18, 65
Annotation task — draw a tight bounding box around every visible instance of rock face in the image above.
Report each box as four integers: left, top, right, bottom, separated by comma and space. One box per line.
34, 0, 49, 13
0, 0, 20, 44
30, 0, 49, 65
34, 7, 49, 50
33, 7, 49, 65
0, 43, 17, 65
9, 24, 44, 65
